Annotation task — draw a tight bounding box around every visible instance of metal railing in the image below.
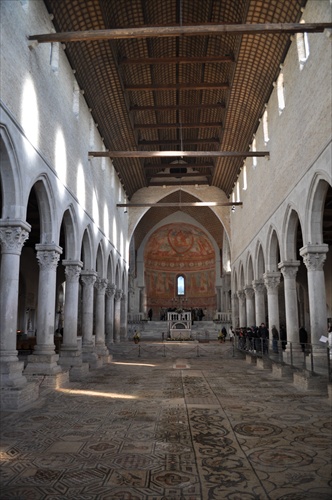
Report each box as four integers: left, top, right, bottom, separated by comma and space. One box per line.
235, 336, 332, 381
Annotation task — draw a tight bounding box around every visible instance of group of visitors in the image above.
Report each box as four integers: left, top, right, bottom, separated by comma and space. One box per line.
235, 323, 288, 354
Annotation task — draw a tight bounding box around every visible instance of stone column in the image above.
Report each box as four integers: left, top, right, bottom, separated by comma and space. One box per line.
253, 279, 266, 326
105, 283, 116, 346
59, 260, 83, 369
263, 272, 281, 332
300, 244, 329, 345
278, 261, 300, 344
231, 292, 239, 328
94, 277, 109, 359
114, 289, 123, 343
25, 244, 63, 377
237, 290, 246, 327
216, 286, 222, 312
120, 293, 128, 341
244, 286, 255, 327
139, 286, 146, 316
0, 221, 30, 388
80, 270, 100, 368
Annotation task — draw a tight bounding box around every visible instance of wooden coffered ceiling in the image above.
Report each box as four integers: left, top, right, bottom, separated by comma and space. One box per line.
38, 0, 330, 201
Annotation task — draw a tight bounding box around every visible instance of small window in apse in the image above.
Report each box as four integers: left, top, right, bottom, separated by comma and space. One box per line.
177, 275, 185, 296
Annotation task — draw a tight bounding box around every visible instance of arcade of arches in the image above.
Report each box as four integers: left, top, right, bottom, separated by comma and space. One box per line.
0, 0, 331, 410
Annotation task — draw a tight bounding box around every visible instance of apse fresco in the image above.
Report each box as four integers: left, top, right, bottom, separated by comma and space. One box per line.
144, 223, 217, 311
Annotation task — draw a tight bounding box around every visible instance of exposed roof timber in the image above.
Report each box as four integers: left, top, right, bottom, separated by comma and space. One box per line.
28, 23, 332, 43
134, 122, 222, 129
139, 139, 220, 146
148, 180, 210, 186
130, 103, 225, 111
117, 201, 243, 207
146, 173, 210, 179
120, 55, 234, 65
125, 82, 229, 91
143, 163, 214, 170
89, 151, 269, 158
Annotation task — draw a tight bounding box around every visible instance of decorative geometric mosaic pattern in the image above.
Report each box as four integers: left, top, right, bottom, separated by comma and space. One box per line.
0, 344, 331, 499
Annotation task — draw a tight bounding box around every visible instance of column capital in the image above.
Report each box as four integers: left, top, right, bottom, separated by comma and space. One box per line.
0, 220, 31, 255
278, 261, 300, 279
252, 279, 266, 295
81, 270, 98, 287
244, 285, 255, 300
94, 277, 108, 294
63, 260, 83, 282
106, 283, 116, 298
263, 272, 281, 291
237, 290, 245, 302
36, 244, 62, 271
115, 289, 123, 302
300, 244, 329, 271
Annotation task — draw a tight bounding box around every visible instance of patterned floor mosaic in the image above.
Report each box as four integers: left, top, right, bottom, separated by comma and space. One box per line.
0, 343, 331, 499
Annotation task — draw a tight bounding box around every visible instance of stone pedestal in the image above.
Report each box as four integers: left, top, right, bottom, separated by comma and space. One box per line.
271, 362, 293, 379
293, 370, 327, 393
0, 381, 40, 410
82, 344, 103, 369
246, 353, 256, 365
256, 357, 272, 370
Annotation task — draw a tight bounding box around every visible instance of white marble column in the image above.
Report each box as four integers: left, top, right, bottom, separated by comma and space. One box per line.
278, 261, 300, 344
94, 277, 109, 357
0, 221, 30, 387
263, 272, 281, 332
244, 286, 255, 327
114, 289, 123, 343
105, 283, 116, 346
80, 270, 99, 367
231, 292, 239, 328
237, 290, 246, 327
59, 260, 83, 368
25, 244, 63, 376
120, 293, 128, 341
253, 279, 266, 326
300, 244, 329, 345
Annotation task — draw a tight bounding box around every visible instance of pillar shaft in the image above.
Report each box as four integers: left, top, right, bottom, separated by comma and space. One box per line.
278, 261, 300, 344
105, 284, 116, 345
114, 289, 122, 343
62, 261, 83, 349
0, 221, 30, 387
253, 280, 266, 326
300, 244, 328, 344
244, 286, 255, 327
263, 272, 281, 331
94, 278, 108, 347
237, 290, 246, 327
81, 271, 97, 347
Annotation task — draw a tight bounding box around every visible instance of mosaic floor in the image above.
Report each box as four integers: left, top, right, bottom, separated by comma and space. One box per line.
0, 342, 331, 499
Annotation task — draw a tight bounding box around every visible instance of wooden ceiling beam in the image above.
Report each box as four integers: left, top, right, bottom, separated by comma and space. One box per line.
139, 138, 220, 146
125, 82, 229, 91
134, 122, 222, 129
130, 103, 225, 111
148, 180, 210, 187
28, 23, 332, 44
117, 201, 243, 207
119, 55, 234, 65
143, 163, 214, 170
89, 150, 269, 158
146, 172, 210, 179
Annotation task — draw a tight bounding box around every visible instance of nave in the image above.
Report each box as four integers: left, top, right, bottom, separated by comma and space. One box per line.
1, 342, 331, 499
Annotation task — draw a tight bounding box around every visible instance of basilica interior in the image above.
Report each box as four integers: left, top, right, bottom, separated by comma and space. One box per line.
0, 0, 331, 498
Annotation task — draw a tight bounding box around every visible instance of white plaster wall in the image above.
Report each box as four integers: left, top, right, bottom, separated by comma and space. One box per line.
0, 0, 128, 272
231, 0, 332, 263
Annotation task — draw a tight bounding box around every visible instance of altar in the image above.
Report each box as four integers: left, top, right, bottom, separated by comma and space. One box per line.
167, 312, 192, 340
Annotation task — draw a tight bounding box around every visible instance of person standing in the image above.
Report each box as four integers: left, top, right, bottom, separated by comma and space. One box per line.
299, 326, 308, 352
148, 308, 153, 321
271, 325, 279, 353
280, 324, 287, 351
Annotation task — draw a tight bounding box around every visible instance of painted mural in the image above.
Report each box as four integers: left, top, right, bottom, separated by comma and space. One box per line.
144, 223, 217, 313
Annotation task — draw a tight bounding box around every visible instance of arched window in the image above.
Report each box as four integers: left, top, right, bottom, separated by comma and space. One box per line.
177, 275, 185, 296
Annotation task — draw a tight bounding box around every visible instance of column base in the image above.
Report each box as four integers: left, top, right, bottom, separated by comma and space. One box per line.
25, 370, 70, 390
58, 347, 83, 369
0, 381, 39, 410
95, 344, 112, 364
24, 352, 62, 376
0, 359, 28, 388
82, 345, 103, 369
